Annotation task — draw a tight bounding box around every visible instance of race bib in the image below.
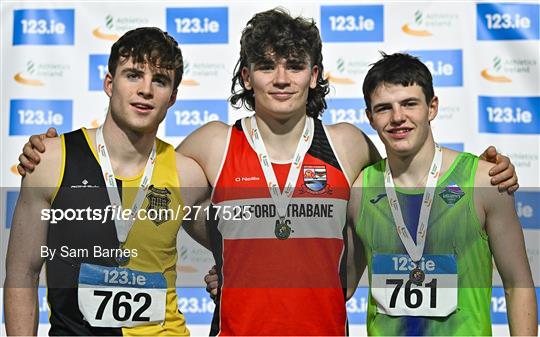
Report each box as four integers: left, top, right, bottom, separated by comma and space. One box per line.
78, 263, 167, 327
371, 254, 457, 317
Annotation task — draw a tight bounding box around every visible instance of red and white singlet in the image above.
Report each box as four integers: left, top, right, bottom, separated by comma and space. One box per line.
209, 117, 351, 336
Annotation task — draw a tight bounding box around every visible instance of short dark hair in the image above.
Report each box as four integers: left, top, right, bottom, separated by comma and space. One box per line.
363, 52, 434, 111
230, 8, 329, 118
108, 27, 183, 89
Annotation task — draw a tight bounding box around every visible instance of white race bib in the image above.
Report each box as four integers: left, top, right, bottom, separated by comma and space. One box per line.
371, 254, 457, 317
78, 263, 167, 327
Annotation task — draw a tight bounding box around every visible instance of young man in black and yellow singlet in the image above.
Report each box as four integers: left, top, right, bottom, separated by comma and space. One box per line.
4, 27, 209, 335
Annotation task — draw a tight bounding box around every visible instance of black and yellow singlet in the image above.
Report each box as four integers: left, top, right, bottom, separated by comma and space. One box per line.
47, 128, 187, 336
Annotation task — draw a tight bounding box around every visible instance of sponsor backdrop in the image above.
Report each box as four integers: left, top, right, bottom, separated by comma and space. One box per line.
1, 1, 538, 335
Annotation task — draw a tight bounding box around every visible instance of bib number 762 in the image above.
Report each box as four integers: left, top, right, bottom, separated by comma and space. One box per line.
93, 290, 151, 321
78, 286, 166, 327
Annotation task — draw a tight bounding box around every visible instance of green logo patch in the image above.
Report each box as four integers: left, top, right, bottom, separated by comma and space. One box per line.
439, 184, 465, 206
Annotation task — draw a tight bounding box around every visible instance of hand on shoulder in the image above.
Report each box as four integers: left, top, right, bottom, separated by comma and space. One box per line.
21, 136, 64, 204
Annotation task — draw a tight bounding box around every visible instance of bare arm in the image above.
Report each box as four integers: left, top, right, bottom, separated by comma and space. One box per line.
475, 161, 537, 336
5, 137, 62, 335
175, 121, 229, 187
176, 152, 212, 250
175, 122, 229, 249
346, 173, 366, 300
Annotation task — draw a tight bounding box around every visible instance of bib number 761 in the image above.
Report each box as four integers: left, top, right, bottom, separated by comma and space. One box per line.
386, 278, 437, 309
372, 274, 457, 317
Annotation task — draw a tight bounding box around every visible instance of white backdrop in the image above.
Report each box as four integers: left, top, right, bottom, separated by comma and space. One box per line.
1, 1, 539, 335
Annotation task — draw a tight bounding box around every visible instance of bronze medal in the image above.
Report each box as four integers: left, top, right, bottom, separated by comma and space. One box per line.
274, 218, 292, 240
115, 244, 130, 266
409, 267, 425, 285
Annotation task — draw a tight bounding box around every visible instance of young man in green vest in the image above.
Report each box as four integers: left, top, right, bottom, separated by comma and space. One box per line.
348, 52, 537, 336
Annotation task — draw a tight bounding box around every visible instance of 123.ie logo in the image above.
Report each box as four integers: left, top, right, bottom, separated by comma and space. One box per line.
9, 99, 72, 136
13, 9, 74, 45
320, 5, 383, 42
166, 7, 228, 44
411, 50, 463, 87
165, 99, 228, 137
477, 3, 539, 40
478, 96, 539, 134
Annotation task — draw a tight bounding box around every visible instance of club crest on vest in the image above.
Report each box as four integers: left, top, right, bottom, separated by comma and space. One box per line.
301, 165, 333, 194
145, 185, 172, 225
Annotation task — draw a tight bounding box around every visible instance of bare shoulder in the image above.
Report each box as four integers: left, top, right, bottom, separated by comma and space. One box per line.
326, 122, 368, 144
473, 156, 511, 217
174, 151, 208, 188
192, 120, 229, 137
177, 121, 229, 155
22, 136, 63, 200
325, 122, 380, 184
474, 157, 497, 188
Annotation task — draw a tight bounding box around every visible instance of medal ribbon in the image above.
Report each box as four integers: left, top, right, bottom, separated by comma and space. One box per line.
96, 125, 156, 243
249, 115, 314, 222
384, 143, 442, 262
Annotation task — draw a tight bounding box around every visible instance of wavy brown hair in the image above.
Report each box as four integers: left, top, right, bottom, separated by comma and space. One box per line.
230, 8, 329, 118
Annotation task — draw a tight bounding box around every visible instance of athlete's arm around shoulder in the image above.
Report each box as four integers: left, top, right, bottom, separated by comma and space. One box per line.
474, 160, 537, 336
5, 137, 63, 335
346, 172, 367, 299
176, 121, 230, 187
175, 151, 212, 250
325, 122, 381, 185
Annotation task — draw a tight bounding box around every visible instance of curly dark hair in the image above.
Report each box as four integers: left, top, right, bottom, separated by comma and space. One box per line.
363, 52, 434, 112
108, 27, 183, 89
230, 8, 330, 118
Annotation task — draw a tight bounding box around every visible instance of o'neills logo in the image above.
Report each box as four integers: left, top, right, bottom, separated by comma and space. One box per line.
300, 165, 332, 194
